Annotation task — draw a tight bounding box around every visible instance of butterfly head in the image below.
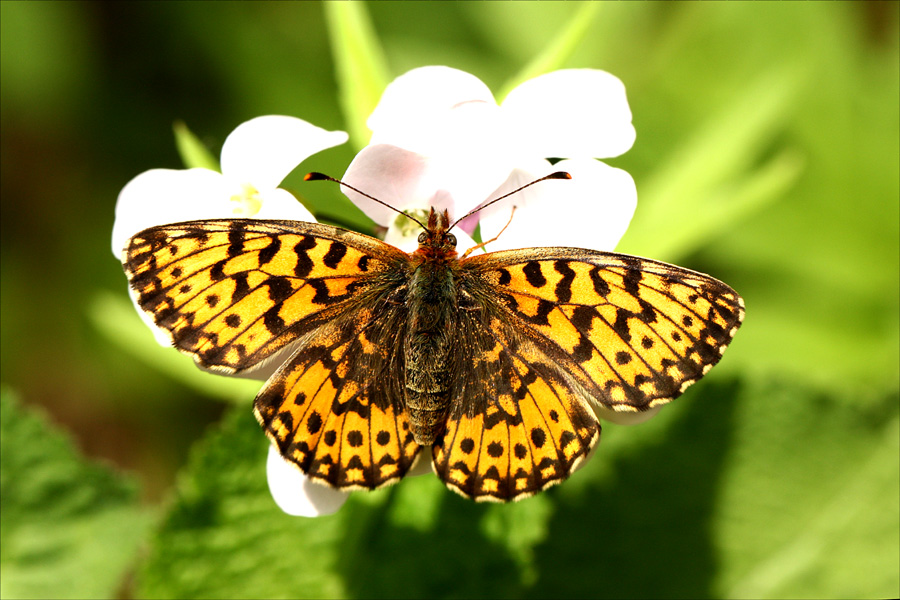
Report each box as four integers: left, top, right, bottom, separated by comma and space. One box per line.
416, 208, 458, 256
305, 170, 572, 257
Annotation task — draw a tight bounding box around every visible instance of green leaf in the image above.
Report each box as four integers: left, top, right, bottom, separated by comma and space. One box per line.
0, 388, 152, 599
712, 381, 900, 599
497, 2, 599, 101
136, 405, 532, 598
173, 120, 221, 171
133, 377, 898, 599
88, 293, 261, 404
323, 1, 390, 149
618, 65, 804, 262
136, 405, 348, 598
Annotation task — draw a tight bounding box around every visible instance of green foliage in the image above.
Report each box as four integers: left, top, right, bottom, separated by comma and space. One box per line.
1, 1, 897, 599
89, 293, 261, 404
136, 380, 899, 598
0, 388, 151, 599
323, 1, 391, 149
173, 121, 221, 172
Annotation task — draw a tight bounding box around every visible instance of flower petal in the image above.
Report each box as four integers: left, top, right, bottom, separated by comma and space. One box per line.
266, 445, 348, 517
407, 451, 433, 477
477, 158, 636, 252
111, 168, 234, 256
501, 69, 636, 159
254, 188, 316, 222
367, 66, 495, 150
220, 116, 348, 191
341, 144, 440, 225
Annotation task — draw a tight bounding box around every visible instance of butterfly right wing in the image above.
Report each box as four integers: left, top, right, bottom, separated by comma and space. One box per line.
432, 296, 601, 502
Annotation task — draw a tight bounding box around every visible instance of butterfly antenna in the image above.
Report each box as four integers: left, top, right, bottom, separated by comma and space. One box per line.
449, 171, 572, 230
304, 172, 428, 230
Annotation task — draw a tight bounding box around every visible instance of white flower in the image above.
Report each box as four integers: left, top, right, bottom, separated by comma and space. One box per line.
112, 115, 347, 349
340, 68, 649, 429
266, 446, 348, 517
113, 115, 351, 517
111, 115, 347, 257
341, 66, 637, 253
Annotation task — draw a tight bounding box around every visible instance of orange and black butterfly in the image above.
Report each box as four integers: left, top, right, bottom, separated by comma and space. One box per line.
122, 172, 744, 502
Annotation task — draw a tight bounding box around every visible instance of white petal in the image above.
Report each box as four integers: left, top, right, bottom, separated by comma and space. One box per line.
421, 102, 515, 212
501, 69, 636, 159
478, 159, 636, 252
451, 228, 479, 255
220, 116, 348, 190
593, 405, 662, 425
266, 445, 348, 517
254, 188, 316, 222
341, 145, 438, 225
407, 451, 433, 477
367, 66, 495, 150
111, 168, 233, 256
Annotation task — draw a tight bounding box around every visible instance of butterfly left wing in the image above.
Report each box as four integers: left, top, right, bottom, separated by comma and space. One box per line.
123, 218, 408, 373
124, 218, 421, 488
254, 297, 422, 490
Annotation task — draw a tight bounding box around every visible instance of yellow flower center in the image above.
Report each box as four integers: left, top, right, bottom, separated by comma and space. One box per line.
394, 208, 430, 237
230, 183, 263, 216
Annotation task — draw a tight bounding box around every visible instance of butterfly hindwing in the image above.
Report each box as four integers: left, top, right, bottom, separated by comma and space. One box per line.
462, 248, 745, 412
433, 309, 600, 501
253, 302, 421, 490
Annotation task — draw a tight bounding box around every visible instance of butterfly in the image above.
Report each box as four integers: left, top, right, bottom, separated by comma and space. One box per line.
122, 172, 744, 502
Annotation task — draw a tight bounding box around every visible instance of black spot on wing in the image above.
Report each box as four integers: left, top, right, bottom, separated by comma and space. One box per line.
589, 266, 610, 297
553, 260, 575, 303
266, 277, 294, 302
258, 236, 281, 266
227, 229, 243, 258
323, 241, 347, 269
523, 261, 547, 288
293, 236, 317, 277
612, 309, 633, 344
263, 306, 285, 333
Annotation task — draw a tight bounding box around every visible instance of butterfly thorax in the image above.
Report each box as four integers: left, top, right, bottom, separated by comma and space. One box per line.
404, 209, 461, 444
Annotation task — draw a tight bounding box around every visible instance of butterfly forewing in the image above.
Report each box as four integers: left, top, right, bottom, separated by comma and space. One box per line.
461, 248, 745, 412
123, 219, 406, 373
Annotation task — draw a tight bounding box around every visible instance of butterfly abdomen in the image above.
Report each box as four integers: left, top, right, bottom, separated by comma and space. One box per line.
404, 256, 459, 445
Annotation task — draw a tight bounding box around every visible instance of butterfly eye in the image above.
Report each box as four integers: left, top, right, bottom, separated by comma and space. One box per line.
447, 233, 457, 246
417, 232, 427, 244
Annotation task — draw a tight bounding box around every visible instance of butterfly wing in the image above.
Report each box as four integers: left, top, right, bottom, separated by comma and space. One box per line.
124, 219, 421, 488
123, 219, 408, 373
432, 247, 744, 501
433, 308, 601, 501
465, 247, 744, 410
253, 296, 422, 490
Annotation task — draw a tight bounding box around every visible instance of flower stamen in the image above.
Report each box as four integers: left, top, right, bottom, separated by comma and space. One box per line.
230, 183, 263, 216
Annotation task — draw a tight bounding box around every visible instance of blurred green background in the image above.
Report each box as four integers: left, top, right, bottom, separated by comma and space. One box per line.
1, 2, 897, 599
